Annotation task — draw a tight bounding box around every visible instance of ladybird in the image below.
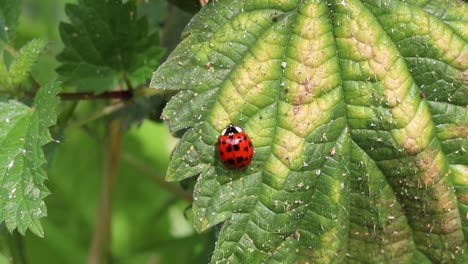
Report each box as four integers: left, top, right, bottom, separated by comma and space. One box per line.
217, 123, 254, 169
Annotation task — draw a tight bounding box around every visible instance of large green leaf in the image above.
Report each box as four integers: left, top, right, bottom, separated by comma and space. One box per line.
0, 81, 61, 237
151, 0, 467, 263
57, 0, 164, 91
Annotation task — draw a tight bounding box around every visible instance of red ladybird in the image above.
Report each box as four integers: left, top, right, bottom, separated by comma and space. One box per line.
217, 123, 254, 169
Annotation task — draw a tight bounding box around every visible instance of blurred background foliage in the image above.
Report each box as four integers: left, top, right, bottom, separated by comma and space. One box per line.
0, 0, 216, 263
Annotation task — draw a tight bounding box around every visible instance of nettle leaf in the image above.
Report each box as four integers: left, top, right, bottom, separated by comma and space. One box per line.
151, 0, 467, 263
0, 0, 21, 45
0, 39, 47, 89
0, 81, 61, 237
57, 0, 164, 92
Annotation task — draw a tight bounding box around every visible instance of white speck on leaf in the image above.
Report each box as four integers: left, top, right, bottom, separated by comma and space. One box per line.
8, 188, 16, 199
7, 160, 14, 170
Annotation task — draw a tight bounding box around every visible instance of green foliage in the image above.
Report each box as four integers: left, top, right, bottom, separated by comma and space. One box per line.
0, 0, 21, 46
152, 0, 467, 263
57, 0, 165, 91
0, 0, 466, 262
0, 81, 61, 237
0, 39, 46, 89
9, 39, 46, 86
0, 0, 205, 262
24, 121, 212, 264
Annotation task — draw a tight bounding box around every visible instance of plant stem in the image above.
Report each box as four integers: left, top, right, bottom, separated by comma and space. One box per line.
1, 231, 27, 264
2, 90, 134, 101
121, 152, 193, 202
3, 43, 17, 57
88, 119, 123, 264
69, 101, 126, 128
58, 90, 133, 101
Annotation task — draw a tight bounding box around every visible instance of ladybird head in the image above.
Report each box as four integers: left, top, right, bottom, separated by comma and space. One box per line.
221, 123, 242, 136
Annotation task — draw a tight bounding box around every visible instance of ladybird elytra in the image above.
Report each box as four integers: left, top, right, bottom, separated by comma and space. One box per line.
217, 123, 254, 169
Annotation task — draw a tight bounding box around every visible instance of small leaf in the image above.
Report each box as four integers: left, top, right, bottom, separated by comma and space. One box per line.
0, 39, 47, 90
152, 0, 467, 262
9, 39, 46, 86
57, 0, 164, 91
0, 81, 61, 237
0, 0, 21, 45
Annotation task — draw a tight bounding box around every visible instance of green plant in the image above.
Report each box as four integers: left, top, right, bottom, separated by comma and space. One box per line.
0, 0, 466, 263
152, 0, 467, 262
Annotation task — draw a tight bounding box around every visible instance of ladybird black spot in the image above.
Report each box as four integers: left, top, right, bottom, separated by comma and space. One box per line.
227, 158, 235, 165
222, 140, 226, 144
236, 156, 244, 163
244, 147, 248, 151
243, 135, 247, 140
226, 146, 232, 152
244, 157, 249, 161
234, 145, 240, 151
249, 142, 252, 147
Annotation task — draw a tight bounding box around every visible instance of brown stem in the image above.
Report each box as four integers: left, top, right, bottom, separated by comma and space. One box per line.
18, 90, 133, 101
59, 90, 133, 101
121, 152, 193, 202
88, 119, 123, 264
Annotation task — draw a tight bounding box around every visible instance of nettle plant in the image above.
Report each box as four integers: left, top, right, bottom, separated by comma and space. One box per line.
1, 0, 467, 263
152, 0, 467, 262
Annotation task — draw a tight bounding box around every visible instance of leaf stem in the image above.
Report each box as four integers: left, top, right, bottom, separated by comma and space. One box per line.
88, 119, 123, 264
3, 43, 17, 57
69, 101, 126, 128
